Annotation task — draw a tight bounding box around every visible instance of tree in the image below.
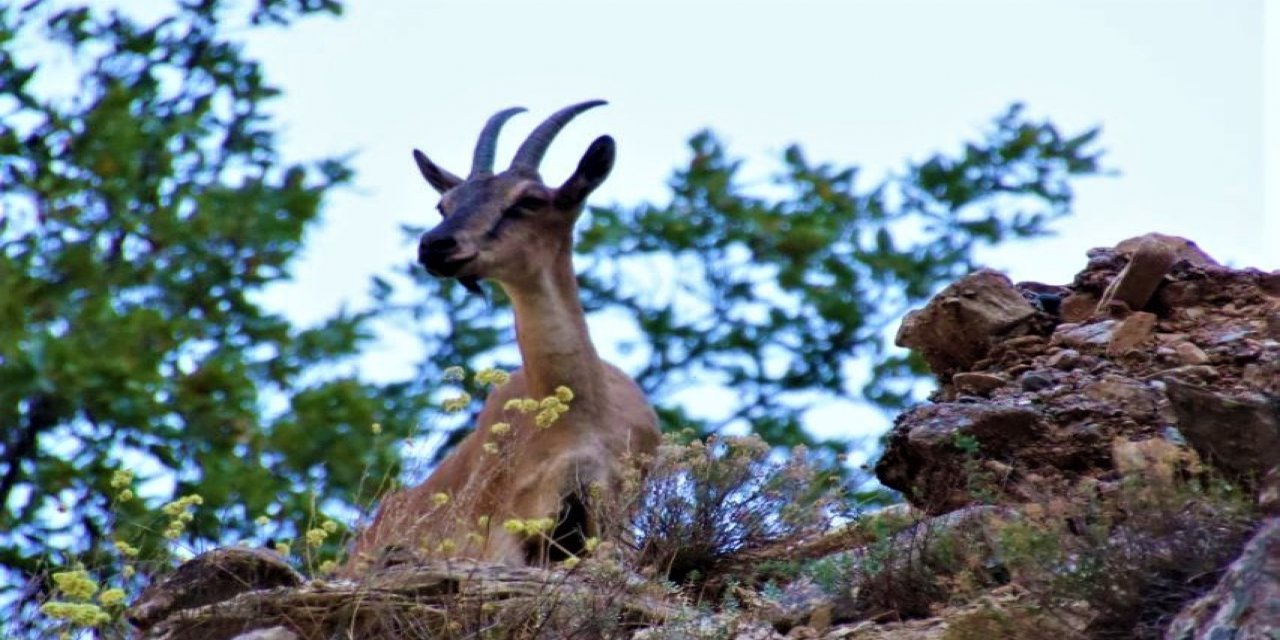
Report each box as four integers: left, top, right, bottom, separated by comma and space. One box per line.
0, 0, 428, 625
386, 106, 1104, 462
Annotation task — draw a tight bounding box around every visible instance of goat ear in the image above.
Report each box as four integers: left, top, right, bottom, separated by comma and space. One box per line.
555, 135, 615, 209
413, 149, 463, 194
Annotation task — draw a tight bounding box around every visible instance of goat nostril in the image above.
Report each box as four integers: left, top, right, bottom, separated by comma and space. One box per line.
423, 236, 458, 255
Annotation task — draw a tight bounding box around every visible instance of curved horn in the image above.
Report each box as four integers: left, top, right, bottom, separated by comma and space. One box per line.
510, 100, 607, 172
470, 107, 526, 178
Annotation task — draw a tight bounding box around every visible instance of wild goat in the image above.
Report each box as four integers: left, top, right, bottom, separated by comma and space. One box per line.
344, 101, 660, 574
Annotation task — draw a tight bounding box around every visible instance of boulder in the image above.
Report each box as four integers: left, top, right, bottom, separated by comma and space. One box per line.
1165, 518, 1280, 639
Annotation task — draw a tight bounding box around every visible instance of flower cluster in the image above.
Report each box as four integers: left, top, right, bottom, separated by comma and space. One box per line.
40, 601, 110, 628
502, 385, 575, 429
52, 570, 98, 601
113, 539, 139, 558
305, 520, 339, 548
441, 392, 472, 413
160, 494, 203, 540
111, 468, 134, 502
474, 367, 511, 386
41, 568, 122, 630
502, 517, 556, 535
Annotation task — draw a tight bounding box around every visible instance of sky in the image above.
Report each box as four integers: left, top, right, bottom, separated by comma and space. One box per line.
216, 1, 1274, 445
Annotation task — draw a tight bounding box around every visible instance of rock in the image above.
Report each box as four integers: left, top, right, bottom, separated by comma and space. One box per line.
1106, 311, 1157, 356
1261, 467, 1280, 516
1257, 270, 1280, 296
1045, 349, 1081, 370
1110, 437, 1190, 484
952, 372, 1007, 396
1081, 374, 1161, 416
1113, 232, 1218, 267
127, 547, 302, 633
1173, 341, 1209, 365
1019, 371, 1054, 392
232, 628, 300, 640
876, 404, 1045, 513
1052, 320, 1117, 349
1016, 282, 1071, 317
1265, 313, 1280, 340
895, 270, 1040, 377
1059, 292, 1099, 323
1148, 364, 1220, 384
1163, 378, 1280, 483
1096, 238, 1178, 313
1164, 518, 1280, 639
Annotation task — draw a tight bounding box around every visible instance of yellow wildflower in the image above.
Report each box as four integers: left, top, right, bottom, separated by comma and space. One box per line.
539, 397, 564, 411
318, 560, 337, 574
431, 492, 450, 507
535, 408, 560, 428
161, 494, 203, 517
477, 515, 490, 528
475, 367, 512, 386
305, 528, 328, 547
117, 489, 133, 502
322, 520, 338, 533
114, 540, 140, 558
98, 588, 126, 607
502, 519, 525, 534
110, 469, 133, 489
584, 537, 600, 553
503, 398, 525, 412
442, 393, 471, 412
561, 556, 580, 569
52, 570, 98, 600
442, 366, 466, 381
121, 565, 135, 579
489, 422, 511, 436
555, 386, 574, 403
275, 542, 291, 556
40, 602, 110, 627
482, 442, 499, 455
255, 515, 271, 527
370, 422, 383, 435
436, 538, 457, 553
519, 398, 539, 413
524, 518, 554, 534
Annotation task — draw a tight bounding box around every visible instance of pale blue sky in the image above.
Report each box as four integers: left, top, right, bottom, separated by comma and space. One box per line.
239, 1, 1273, 445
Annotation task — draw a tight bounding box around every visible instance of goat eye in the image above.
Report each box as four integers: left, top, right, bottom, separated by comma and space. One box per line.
501, 196, 546, 220
514, 196, 546, 211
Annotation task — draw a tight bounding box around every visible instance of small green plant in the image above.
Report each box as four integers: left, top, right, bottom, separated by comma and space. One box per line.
952, 433, 981, 455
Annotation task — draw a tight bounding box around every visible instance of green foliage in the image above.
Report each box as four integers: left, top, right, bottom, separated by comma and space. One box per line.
388, 107, 1105, 461
0, 0, 428, 623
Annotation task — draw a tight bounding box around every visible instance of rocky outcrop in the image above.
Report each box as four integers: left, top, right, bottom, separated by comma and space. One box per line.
1164, 518, 1280, 639
878, 233, 1280, 516
876, 233, 1279, 638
